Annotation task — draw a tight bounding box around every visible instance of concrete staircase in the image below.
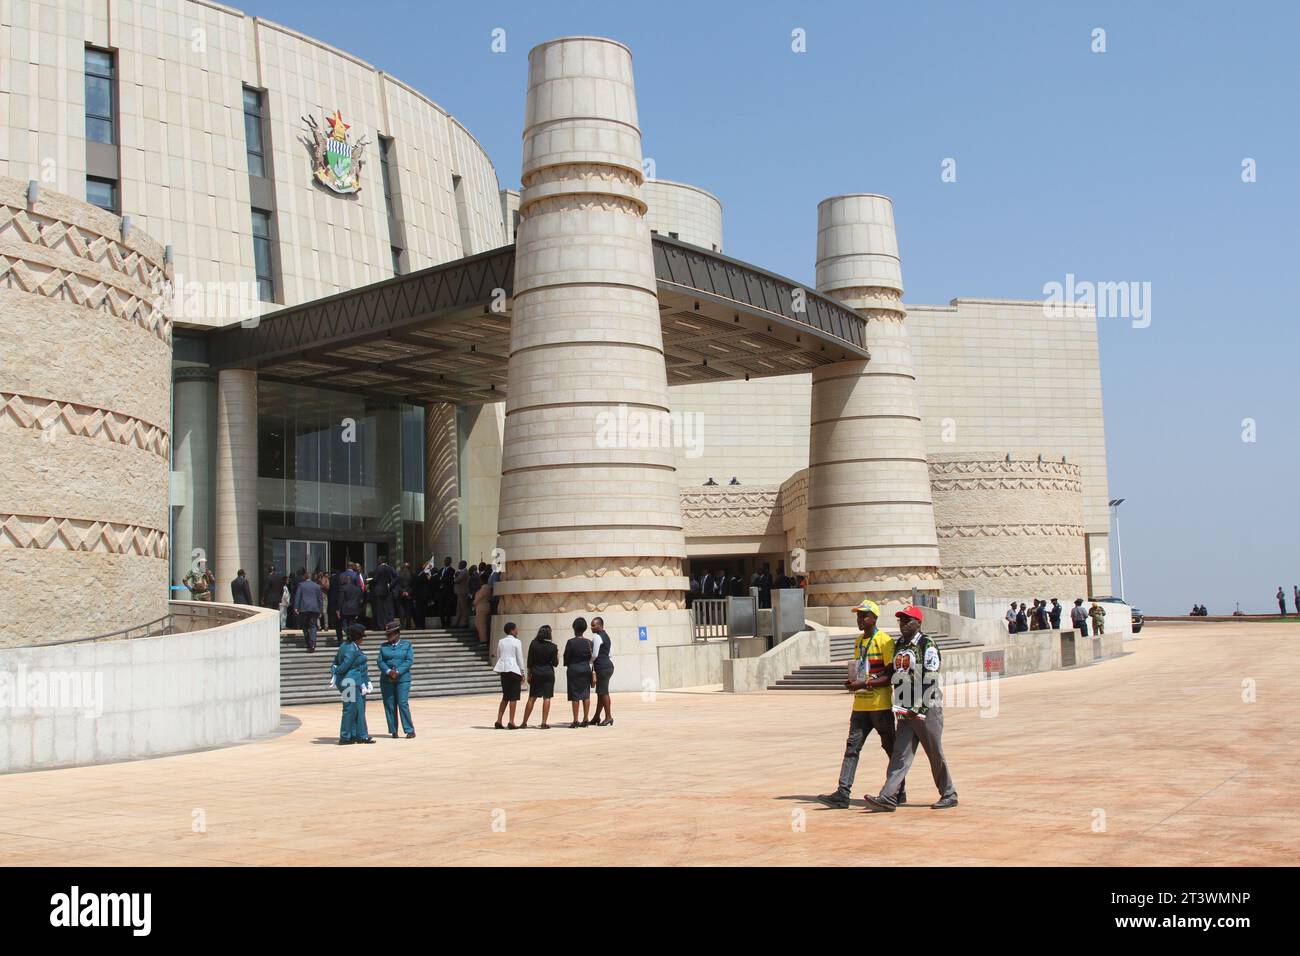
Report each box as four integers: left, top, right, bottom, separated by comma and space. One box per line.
769, 630, 981, 691
279, 627, 499, 705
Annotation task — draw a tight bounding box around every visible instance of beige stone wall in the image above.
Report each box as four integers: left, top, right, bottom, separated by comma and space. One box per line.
641, 179, 722, 251
0, 176, 171, 644
928, 453, 1088, 606
0, 0, 505, 328
908, 298, 1111, 594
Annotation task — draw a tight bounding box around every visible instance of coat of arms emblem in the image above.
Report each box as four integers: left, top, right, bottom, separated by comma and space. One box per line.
302, 109, 369, 194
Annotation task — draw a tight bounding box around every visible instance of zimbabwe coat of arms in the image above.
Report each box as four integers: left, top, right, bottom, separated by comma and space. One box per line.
302, 109, 369, 194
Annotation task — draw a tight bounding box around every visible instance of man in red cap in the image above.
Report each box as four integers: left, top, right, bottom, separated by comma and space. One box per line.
864, 605, 959, 811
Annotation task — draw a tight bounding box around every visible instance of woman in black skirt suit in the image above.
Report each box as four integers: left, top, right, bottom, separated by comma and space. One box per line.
520, 625, 558, 729
589, 615, 615, 727
563, 616, 594, 727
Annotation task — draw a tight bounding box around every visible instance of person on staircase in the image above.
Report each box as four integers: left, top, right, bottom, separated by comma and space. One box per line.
818, 597, 902, 809
377, 619, 415, 739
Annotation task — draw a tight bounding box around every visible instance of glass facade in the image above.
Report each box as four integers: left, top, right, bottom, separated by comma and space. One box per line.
255, 380, 425, 576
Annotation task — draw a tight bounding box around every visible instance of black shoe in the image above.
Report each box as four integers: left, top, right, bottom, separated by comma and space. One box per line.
507, 723, 518, 730
817, 792, 850, 809
599, 718, 613, 727
569, 721, 580, 728
494, 722, 504, 729
580, 720, 589, 728
338, 739, 354, 745
539, 723, 551, 729
897, 792, 907, 806
863, 794, 896, 812
931, 796, 959, 810
391, 732, 398, 738
405, 732, 416, 738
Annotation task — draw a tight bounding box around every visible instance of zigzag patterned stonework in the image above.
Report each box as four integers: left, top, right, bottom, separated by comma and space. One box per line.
0, 513, 169, 558
0, 203, 171, 342
807, 566, 940, 586
944, 563, 1087, 580
937, 523, 1085, 538
930, 477, 1084, 493
0, 392, 170, 460
520, 162, 643, 192
929, 459, 1082, 478
507, 557, 683, 581
520, 194, 644, 220
510, 591, 687, 615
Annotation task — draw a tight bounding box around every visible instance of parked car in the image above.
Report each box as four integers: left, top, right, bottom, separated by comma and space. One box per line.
1089, 596, 1143, 633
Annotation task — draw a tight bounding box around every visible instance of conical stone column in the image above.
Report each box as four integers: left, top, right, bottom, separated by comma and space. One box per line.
806, 194, 941, 624
491, 37, 691, 690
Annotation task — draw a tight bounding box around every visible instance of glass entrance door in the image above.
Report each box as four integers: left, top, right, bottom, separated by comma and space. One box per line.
278, 538, 328, 575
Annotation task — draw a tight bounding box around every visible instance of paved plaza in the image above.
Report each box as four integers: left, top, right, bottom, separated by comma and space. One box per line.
1, 622, 1296, 867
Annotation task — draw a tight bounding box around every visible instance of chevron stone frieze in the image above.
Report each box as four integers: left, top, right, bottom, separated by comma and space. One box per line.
0, 204, 167, 287
1, 392, 170, 459
0, 255, 171, 342
520, 194, 644, 219
936, 523, 1085, 539
506, 591, 687, 614
808, 566, 940, 586
0, 513, 169, 558
929, 459, 1083, 479
943, 563, 1088, 580
930, 476, 1084, 493
509, 557, 682, 581
520, 162, 643, 191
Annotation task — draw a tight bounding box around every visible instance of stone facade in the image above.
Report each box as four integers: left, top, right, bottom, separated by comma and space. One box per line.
0, 0, 506, 329
492, 37, 691, 688
641, 179, 722, 251
928, 453, 1089, 610
805, 195, 941, 619
0, 176, 171, 644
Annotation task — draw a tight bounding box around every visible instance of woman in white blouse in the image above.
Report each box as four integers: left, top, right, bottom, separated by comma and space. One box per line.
493, 621, 525, 729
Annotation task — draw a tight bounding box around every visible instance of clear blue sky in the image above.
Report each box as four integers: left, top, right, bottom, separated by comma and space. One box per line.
251, 0, 1298, 614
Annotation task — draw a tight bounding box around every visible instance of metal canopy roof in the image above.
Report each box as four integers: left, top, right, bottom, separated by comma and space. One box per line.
207, 235, 869, 406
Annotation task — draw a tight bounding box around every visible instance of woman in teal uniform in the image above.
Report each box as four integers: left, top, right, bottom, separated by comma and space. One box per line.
331, 623, 375, 744
377, 619, 415, 738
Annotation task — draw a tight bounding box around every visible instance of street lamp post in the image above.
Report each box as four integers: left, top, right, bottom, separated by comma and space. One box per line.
1108, 498, 1126, 602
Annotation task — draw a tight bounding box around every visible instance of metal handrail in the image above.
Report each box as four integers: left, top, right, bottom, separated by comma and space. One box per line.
28, 613, 175, 647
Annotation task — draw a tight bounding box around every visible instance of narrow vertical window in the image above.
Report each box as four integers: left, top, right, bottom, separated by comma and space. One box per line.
84, 48, 115, 145
243, 87, 267, 177
251, 209, 275, 302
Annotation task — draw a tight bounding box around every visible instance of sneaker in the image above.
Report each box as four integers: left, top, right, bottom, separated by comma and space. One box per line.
930, 796, 959, 810
357, 737, 377, 744
863, 794, 896, 812
817, 792, 851, 809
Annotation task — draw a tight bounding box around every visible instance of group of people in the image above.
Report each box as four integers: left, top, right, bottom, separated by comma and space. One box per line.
687, 564, 802, 609
1005, 597, 1105, 636
490, 616, 616, 729
819, 599, 958, 812
326, 614, 619, 743
1277, 586, 1299, 616
1188, 604, 1210, 616
240, 556, 504, 652
329, 619, 417, 743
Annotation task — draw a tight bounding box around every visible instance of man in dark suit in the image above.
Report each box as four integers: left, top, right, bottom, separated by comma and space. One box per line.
396, 561, 414, 629
294, 573, 325, 652
437, 557, 456, 627
261, 564, 280, 609
230, 569, 254, 605
328, 568, 343, 642
339, 575, 364, 637
370, 558, 396, 629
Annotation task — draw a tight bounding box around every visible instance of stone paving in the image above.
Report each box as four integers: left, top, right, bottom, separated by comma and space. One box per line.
0, 622, 1295, 866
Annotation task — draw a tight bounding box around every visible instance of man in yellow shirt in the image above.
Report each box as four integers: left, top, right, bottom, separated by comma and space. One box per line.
818, 598, 905, 808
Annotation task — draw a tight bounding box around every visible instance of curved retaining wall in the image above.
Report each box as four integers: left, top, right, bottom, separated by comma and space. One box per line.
0, 602, 280, 774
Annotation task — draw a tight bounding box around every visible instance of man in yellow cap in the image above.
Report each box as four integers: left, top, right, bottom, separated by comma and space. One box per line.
818, 597, 905, 808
